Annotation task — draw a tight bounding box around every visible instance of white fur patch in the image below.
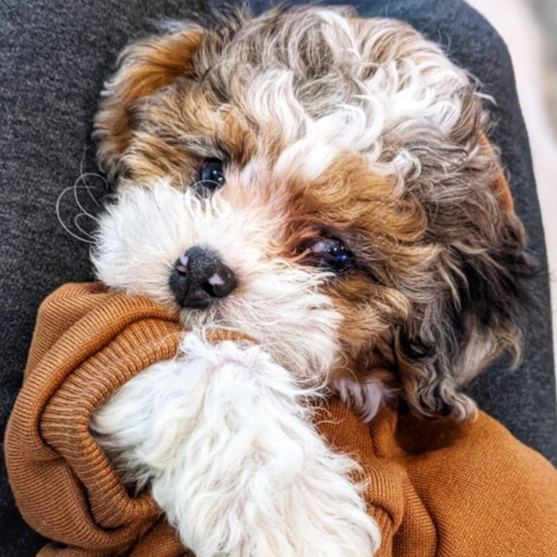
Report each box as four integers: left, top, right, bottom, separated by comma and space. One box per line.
234, 15, 471, 187
93, 179, 341, 382
91, 335, 381, 556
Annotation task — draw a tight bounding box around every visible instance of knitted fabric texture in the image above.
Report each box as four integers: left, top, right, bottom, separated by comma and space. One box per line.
5, 282, 557, 556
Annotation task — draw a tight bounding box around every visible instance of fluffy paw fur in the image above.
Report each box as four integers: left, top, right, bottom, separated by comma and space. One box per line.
91, 335, 380, 556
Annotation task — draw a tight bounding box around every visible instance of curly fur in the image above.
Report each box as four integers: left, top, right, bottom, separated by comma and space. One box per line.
91, 4, 535, 555
94, 4, 534, 417
90, 335, 380, 557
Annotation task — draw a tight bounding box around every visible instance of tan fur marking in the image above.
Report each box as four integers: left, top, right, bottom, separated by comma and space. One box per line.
479, 133, 514, 213
94, 30, 204, 179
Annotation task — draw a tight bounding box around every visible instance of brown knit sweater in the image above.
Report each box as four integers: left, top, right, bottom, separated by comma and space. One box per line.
5, 282, 557, 556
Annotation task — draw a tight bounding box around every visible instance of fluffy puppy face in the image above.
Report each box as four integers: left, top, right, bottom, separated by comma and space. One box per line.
93, 6, 534, 418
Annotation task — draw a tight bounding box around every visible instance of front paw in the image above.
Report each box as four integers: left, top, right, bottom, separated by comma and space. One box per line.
333, 377, 393, 422
92, 335, 380, 556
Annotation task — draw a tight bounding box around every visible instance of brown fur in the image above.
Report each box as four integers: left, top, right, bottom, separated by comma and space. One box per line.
94, 6, 536, 419
94, 29, 204, 181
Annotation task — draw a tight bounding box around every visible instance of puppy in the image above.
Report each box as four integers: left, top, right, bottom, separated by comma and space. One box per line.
89, 5, 534, 556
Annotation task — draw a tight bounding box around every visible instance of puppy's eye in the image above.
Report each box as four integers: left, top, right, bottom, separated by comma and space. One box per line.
198, 158, 225, 192
306, 238, 355, 273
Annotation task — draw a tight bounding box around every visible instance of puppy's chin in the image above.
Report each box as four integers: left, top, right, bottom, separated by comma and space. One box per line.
177, 274, 342, 385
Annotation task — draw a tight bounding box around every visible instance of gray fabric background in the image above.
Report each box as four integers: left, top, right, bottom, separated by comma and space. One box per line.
1, 0, 556, 554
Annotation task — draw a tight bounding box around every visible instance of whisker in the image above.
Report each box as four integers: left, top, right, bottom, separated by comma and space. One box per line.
78, 172, 108, 208
77, 149, 106, 208
55, 191, 95, 244
72, 178, 102, 223
74, 213, 98, 240
56, 180, 103, 244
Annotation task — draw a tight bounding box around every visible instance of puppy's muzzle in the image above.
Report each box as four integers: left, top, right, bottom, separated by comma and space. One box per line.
169, 246, 237, 309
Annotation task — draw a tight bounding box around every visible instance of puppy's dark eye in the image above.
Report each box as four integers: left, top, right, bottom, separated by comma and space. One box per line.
198, 158, 225, 192
306, 238, 355, 273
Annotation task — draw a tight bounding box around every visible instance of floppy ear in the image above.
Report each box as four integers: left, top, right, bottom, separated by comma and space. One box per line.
93, 26, 204, 182
397, 133, 536, 420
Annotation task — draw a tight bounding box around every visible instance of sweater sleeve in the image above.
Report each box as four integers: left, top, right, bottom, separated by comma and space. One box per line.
315, 401, 413, 557
316, 397, 557, 557
5, 283, 184, 555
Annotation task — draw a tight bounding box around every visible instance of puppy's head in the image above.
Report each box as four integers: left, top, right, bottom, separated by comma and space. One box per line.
93, 6, 534, 418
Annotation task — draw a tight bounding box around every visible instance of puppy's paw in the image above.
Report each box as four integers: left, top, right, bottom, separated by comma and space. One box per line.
92, 334, 380, 556
333, 378, 393, 422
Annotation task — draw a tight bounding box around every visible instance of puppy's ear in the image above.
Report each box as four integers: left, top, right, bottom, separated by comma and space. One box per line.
93, 26, 204, 182
480, 133, 515, 213
397, 134, 536, 420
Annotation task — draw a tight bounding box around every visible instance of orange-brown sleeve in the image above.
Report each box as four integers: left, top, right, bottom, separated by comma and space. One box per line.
317, 399, 557, 557
5, 283, 185, 556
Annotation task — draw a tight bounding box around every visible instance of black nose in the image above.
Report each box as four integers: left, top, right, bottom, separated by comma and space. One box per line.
169, 246, 237, 309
